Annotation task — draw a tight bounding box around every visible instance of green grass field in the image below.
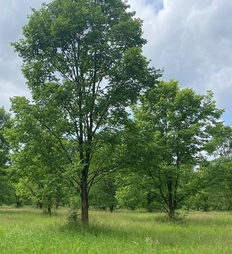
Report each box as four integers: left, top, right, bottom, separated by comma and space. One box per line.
0, 207, 232, 253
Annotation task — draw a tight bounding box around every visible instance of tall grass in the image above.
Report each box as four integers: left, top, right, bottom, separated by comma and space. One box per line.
0, 207, 232, 253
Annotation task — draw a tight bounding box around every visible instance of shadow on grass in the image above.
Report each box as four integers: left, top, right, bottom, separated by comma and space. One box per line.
153, 212, 189, 225
60, 221, 134, 240
59, 211, 188, 240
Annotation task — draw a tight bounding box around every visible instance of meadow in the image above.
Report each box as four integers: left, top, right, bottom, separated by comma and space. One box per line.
0, 207, 232, 254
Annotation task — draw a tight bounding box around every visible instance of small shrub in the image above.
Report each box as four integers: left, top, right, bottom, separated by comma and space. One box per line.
66, 197, 81, 226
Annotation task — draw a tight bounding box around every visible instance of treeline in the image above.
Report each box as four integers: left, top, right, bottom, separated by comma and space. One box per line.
0, 0, 231, 224
1, 79, 231, 218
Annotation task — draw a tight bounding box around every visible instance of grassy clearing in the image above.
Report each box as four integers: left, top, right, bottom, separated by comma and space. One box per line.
0, 207, 232, 253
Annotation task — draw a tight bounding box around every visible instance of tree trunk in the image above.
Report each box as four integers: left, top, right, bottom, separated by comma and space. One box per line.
167, 180, 177, 218
167, 181, 174, 218
81, 166, 89, 224
109, 205, 114, 213
48, 206, 51, 215
203, 197, 208, 212
168, 207, 175, 218
15, 195, 21, 208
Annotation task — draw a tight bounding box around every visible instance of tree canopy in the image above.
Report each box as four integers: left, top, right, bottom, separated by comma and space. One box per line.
125, 79, 223, 216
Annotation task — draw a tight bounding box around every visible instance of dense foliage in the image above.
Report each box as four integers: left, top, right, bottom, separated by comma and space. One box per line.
0, 107, 15, 205
1, 0, 231, 222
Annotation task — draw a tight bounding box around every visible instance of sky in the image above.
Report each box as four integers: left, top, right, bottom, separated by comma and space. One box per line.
0, 0, 232, 124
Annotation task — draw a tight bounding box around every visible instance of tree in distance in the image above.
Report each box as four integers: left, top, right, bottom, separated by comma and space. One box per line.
200, 125, 232, 211
0, 107, 15, 205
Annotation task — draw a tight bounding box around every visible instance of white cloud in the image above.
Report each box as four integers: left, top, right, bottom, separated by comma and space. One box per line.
0, 0, 50, 110
0, 81, 31, 111
129, 0, 232, 124
0, 0, 232, 124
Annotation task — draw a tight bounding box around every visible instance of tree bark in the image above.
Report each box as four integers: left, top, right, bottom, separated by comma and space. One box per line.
81, 166, 89, 224
167, 180, 177, 218
168, 207, 175, 218
48, 206, 51, 215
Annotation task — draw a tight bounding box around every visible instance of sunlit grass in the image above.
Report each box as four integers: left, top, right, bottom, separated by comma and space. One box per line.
0, 207, 232, 253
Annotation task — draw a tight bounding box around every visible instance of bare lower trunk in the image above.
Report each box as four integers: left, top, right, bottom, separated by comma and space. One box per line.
109, 205, 114, 213
167, 180, 177, 218
48, 206, 51, 215
168, 207, 175, 218
81, 167, 89, 224
15, 195, 21, 208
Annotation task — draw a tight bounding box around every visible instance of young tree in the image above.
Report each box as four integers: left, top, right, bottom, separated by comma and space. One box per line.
11, 0, 159, 223
203, 124, 232, 211
126, 79, 223, 217
115, 172, 151, 210
89, 175, 117, 212
5, 97, 75, 212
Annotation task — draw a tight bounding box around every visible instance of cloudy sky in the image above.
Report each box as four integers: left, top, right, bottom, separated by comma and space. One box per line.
0, 0, 232, 124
